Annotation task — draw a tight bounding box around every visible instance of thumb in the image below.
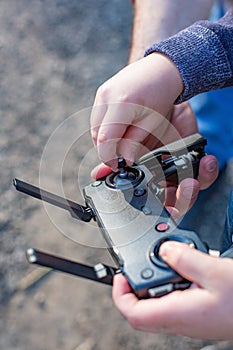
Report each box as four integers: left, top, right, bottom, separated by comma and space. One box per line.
159, 241, 216, 288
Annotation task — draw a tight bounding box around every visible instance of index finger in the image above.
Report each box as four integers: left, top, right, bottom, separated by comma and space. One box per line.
90, 103, 107, 144
93, 103, 138, 168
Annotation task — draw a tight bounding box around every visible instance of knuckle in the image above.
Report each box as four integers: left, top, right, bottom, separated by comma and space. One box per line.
96, 83, 110, 102
96, 82, 131, 104
96, 82, 121, 102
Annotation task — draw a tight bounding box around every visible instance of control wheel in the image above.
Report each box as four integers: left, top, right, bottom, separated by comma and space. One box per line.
150, 235, 195, 268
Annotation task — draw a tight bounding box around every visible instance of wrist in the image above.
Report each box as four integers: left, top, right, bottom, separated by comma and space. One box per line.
144, 52, 184, 111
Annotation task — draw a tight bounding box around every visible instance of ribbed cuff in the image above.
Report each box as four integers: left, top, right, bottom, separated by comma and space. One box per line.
145, 24, 232, 103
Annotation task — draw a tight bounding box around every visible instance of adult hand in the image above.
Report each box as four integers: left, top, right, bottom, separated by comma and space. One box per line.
112, 242, 233, 340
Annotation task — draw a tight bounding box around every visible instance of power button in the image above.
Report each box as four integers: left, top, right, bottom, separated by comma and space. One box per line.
155, 222, 169, 232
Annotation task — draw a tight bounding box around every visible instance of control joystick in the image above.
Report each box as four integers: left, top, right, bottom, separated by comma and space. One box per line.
117, 156, 128, 179
105, 156, 144, 190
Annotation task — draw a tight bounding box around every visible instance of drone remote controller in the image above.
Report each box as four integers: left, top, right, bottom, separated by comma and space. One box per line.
13, 133, 208, 298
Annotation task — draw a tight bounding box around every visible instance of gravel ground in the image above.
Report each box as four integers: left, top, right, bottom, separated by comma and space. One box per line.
1, 1, 233, 349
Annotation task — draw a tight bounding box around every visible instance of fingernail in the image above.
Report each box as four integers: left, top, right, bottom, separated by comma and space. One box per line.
159, 241, 175, 261
206, 159, 218, 173
126, 155, 134, 166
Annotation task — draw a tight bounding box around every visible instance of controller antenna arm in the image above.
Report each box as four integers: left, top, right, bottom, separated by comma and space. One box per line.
13, 178, 94, 222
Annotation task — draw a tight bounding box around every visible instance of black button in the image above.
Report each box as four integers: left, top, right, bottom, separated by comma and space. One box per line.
141, 268, 154, 279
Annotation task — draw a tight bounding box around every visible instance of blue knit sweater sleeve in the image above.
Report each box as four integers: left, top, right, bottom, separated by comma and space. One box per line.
144, 8, 233, 103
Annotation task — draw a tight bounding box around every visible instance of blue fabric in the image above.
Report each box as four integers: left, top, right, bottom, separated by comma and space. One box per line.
221, 189, 233, 254
190, 1, 233, 251
190, 0, 233, 169
190, 87, 233, 169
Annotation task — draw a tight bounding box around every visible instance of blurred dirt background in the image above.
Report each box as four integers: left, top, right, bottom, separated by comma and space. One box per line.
1, 1, 233, 349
